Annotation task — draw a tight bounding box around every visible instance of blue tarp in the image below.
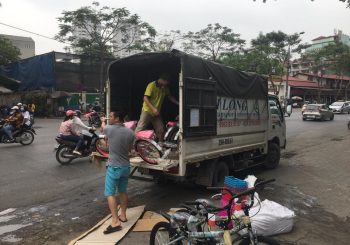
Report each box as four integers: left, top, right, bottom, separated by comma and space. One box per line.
0, 52, 55, 91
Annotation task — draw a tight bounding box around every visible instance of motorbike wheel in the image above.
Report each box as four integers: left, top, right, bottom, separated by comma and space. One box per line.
0, 135, 6, 143
19, 131, 34, 145
56, 145, 74, 165
135, 139, 162, 164
95, 138, 109, 157
150, 222, 182, 245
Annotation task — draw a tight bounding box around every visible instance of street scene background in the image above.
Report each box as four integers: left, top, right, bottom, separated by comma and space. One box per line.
1, 109, 350, 244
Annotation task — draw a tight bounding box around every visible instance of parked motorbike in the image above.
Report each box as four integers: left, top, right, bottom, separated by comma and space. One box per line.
0, 120, 36, 145
54, 129, 101, 165
84, 110, 105, 128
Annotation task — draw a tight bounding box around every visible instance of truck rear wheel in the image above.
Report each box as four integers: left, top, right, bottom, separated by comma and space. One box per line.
212, 161, 229, 187
264, 142, 280, 169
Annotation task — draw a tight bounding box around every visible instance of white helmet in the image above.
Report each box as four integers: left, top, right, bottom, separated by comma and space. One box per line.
11, 106, 19, 110
17, 103, 22, 106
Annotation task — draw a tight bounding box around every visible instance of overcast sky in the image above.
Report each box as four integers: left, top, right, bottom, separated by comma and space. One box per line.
0, 0, 349, 55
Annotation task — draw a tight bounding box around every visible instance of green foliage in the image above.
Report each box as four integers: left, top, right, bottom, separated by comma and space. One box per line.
254, 0, 350, 8
0, 37, 21, 65
305, 42, 350, 75
251, 31, 308, 68
220, 31, 308, 76
56, 1, 156, 58
182, 23, 245, 61
152, 30, 183, 52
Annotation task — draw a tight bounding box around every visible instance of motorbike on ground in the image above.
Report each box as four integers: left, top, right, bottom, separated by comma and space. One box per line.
54, 129, 103, 165
0, 120, 36, 145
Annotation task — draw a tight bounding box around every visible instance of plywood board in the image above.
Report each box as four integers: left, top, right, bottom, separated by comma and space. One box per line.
69, 205, 145, 245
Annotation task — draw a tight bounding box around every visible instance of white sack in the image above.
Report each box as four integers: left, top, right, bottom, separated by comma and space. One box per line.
244, 175, 260, 207
250, 199, 295, 236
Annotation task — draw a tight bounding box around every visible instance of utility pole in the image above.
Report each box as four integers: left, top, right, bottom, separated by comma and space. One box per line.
284, 46, 291, 109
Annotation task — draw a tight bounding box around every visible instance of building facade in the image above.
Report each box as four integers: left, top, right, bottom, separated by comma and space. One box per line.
306, 30, 350, 53
285, 73, 350, 104
1, 34, 35, 59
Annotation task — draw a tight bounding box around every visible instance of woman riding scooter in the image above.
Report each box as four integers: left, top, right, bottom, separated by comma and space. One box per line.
58, 110, 93, 155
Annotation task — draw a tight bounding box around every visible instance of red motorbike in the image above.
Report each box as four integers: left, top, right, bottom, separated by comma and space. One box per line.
84, 110, 105, 128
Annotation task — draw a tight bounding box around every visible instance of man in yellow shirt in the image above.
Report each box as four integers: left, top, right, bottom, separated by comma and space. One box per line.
135, 73, 178, 141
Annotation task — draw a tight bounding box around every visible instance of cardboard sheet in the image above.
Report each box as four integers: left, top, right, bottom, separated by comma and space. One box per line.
132, 208, 181, 232
69, 205, 145, 245
132, 211, 168, 232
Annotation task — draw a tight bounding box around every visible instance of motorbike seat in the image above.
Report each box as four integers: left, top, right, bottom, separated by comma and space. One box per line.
55, 136, 77, 146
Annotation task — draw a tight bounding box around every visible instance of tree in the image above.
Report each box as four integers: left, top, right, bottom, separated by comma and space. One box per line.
152, 30, 184, 52
56, 1, 156, 107
253, 0, 350, 8
221, 31, 308, 96
0, 37, 21, 65
182, 23, 245, 61
251, 31, 308, 96
340, 0, 350, 7
306, 43, 350, 100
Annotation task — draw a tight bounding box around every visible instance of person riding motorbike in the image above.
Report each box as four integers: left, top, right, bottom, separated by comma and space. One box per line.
21, 104, 31, 127
72, 109, 95, 149
0, 106, 24, 142
58, 110, 93, 155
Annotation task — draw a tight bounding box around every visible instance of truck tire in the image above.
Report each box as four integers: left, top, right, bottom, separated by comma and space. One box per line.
264, 142, 280, 169
212, 161, 229, 187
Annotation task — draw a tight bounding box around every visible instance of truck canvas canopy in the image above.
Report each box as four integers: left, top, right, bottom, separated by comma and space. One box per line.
108, 49, 268, 138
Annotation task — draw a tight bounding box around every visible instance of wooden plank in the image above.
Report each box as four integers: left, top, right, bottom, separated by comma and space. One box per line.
68, 205, 145, 245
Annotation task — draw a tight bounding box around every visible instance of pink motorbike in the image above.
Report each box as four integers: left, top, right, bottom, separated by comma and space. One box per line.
124, 120, 179, 164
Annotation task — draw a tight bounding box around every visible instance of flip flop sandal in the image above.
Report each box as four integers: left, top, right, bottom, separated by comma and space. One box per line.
118, 216, 128, 223
103, 225, 122, 234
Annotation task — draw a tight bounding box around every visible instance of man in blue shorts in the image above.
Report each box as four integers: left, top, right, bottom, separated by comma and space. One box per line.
101, 110, 135, 234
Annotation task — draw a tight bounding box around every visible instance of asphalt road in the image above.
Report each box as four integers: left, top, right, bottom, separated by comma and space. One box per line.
0, 110, 350, 244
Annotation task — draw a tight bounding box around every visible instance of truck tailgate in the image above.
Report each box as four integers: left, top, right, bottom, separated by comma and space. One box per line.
130, 157, 179, 171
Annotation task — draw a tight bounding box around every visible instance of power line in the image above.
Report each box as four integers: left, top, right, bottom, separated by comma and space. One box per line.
0, 21, 70, 45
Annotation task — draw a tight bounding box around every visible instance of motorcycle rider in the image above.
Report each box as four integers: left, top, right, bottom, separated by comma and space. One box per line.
21, 104, 31, 127
0, 106, 23, 142
73, 110, 95, 149
58, 110, 93, 155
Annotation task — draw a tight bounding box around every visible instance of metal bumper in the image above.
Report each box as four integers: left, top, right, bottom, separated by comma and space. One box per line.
130, 157, 179, 171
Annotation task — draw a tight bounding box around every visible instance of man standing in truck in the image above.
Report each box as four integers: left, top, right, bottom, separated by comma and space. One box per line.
135, 73, 178, 141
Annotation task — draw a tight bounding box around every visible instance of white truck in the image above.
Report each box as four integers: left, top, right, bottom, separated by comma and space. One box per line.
106, 50, 286, 186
